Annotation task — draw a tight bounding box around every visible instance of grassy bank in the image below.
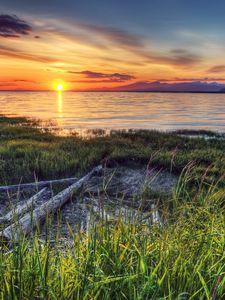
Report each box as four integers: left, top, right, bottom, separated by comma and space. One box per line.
0, 115, 224, 188
0, 115, 224, 299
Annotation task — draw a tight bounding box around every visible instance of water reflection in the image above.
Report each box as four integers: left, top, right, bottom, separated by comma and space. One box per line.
0, 91, 224, 132
57, 91, 63, 115
57, 91, 64, 126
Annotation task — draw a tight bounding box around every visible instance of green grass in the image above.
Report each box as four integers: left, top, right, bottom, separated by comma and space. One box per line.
0, 116, 224, 189
0, 177, 224, 299
0, 115, 224, 299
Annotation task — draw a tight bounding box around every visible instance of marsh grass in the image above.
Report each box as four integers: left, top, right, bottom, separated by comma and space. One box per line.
0, 116, 224, 190
0, 171, 224, 300
0, 116, 224, 299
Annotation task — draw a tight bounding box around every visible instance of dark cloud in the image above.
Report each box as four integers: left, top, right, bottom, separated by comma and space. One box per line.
208, 65, 225, 73
69, 70, 135, 82
0, 14, 32, 38
34, 35, 40, 39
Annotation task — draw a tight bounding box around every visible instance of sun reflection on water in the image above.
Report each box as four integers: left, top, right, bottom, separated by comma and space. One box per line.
57, 91, 64, 126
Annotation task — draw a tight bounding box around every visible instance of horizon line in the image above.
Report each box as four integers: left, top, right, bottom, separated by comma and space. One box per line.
0, 89, 225, 94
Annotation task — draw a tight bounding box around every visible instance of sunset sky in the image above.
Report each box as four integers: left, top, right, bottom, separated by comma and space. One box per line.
1, 0, 225, 91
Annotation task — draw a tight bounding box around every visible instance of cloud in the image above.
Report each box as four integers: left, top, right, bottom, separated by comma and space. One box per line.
0, 79, 37, 88
77, 24, 196, 67
77, 24, 201, 67
166, 49, 201, 66
77, 23, 144, 49
0, 14, 32, 38
0, 45, 57, 63
0, 82, 16, 87
3, 15, 200, 68
14, 79, 36, 83
136, 48, 202, 67
72, 79, 130, 83
154, 77, 225, 82
0, 15, 202, 70
208, 65, 225, 73
68, 70, 135, 82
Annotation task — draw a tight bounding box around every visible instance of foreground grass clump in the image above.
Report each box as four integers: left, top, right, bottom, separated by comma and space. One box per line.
0, 184, 224, 300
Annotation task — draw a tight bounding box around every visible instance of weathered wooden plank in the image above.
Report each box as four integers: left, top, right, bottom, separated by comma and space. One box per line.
1, 165, 102, 241
0, 188, 47, 224
0, 177, 77, 192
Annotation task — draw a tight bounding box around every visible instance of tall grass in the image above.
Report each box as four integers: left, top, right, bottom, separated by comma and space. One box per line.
0, 116, 224, 299
0, 168, 224, 300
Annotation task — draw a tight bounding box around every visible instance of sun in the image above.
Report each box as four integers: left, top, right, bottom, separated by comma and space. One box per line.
57, 83, 63, 91
53, 80, 67, 91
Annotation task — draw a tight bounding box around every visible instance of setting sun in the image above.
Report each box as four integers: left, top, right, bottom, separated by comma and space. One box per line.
57, 83, 63, 91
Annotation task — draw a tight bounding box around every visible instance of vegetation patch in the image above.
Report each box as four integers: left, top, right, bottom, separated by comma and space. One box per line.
0, 115, 224, 299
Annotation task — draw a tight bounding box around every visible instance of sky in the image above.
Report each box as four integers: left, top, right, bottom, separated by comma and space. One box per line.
1, 0, 225, 91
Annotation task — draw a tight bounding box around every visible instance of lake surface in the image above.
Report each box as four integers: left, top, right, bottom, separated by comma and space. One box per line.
0, 91, 225, 132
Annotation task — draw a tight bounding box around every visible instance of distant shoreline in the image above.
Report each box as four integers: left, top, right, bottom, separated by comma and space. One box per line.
0, 90, 225, 93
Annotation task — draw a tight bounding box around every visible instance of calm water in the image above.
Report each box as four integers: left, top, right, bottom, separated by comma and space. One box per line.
0, 91, 225, 132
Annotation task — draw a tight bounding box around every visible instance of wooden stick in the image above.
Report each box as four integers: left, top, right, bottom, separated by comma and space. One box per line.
0, 188, 47, 224
150, 204, 162, 225
0, 177, 78, 192
1, 165, 102, 241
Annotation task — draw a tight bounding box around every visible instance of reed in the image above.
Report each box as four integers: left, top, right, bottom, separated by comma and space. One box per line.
0, 116, 224, 299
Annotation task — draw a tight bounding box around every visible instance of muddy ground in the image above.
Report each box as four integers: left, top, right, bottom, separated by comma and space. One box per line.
0, 163, 178, 239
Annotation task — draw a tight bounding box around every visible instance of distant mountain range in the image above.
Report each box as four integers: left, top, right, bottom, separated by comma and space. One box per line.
107, 81, 225, 92
3, 80, 225, 93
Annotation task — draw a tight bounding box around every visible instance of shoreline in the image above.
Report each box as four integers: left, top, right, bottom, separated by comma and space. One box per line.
1, 90, 225, 93
1, 113, 225, 138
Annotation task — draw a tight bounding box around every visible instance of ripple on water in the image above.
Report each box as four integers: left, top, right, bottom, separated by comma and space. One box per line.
0, 91, 224, 132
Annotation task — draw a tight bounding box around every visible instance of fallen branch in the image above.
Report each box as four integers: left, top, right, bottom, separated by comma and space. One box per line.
0, 177, 78, 193
1, 165, 102, 241
150, 204, 162, 225
0, 188, 47, 224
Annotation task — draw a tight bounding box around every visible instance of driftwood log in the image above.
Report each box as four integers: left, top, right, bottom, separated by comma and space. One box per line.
0, 188, 47, 224
1, 165, 102, 241
0, 177, 78, 192
150, 204, 162, 225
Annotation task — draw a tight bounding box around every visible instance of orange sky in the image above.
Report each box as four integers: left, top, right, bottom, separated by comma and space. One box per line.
1, 13, 225, 91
